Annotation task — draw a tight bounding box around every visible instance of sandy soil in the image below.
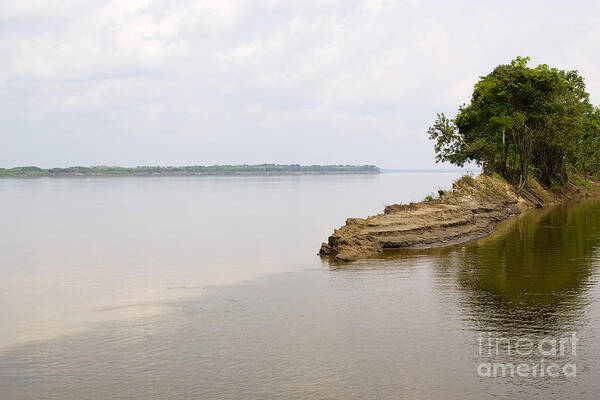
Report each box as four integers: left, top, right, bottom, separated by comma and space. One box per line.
319, 173, 595, 262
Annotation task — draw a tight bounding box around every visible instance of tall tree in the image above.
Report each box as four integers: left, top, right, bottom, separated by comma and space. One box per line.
429, 57, 593, 187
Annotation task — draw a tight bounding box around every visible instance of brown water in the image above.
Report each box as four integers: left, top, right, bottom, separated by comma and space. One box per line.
1, 173, 600, 399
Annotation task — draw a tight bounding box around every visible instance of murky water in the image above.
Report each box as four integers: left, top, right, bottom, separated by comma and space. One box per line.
1, 173, 600, 399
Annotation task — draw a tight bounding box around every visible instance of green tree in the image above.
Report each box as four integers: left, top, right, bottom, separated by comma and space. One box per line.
429, 57, 594, 187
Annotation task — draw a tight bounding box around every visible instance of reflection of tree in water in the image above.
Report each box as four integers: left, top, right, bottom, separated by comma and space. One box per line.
383, 200, 600, 337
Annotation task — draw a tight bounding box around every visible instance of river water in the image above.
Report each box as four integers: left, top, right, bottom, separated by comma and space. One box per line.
1, 172, 599, 399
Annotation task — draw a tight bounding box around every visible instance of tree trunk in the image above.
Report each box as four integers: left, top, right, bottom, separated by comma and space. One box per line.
515, 130, 529, 188
502, 136, 509, 175
519, 157, 528, 188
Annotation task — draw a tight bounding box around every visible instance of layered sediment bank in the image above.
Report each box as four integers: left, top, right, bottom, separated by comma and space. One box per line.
319, 173, 595, 262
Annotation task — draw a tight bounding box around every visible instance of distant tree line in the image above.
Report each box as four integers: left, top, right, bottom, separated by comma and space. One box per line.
428, 57, 600, 187
0, 164, 380, 177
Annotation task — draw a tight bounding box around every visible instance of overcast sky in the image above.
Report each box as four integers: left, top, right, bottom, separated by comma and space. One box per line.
1, 0, 600, 168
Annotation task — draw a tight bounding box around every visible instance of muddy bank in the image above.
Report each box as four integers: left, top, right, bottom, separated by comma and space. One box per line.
319, 173, 596, 262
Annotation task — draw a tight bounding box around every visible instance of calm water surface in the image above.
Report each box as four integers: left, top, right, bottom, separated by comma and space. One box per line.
1, 172, 600, 399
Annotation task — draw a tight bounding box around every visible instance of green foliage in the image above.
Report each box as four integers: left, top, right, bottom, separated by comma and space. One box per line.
427, 113, 466, 166
429, 57, 597, 187
571, 174, 593, 190
456, 174, 474, 186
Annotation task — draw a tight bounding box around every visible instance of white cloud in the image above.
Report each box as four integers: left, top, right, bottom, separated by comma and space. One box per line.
0, 0, 93, 20
218, 39, 262, 62
1, 0, 600, 168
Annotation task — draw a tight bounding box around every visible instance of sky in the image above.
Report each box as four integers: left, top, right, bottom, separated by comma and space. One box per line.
1, 0, 600, 169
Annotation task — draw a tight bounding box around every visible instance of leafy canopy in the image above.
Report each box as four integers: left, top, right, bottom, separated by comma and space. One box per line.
428, 57, 597, 186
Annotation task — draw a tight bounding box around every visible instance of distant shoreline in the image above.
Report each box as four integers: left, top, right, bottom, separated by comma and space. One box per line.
0, 164, 380, 178
382, 168, 479, 173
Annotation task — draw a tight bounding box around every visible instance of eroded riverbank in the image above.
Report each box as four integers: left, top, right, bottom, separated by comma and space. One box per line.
319, 173, 598, 262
